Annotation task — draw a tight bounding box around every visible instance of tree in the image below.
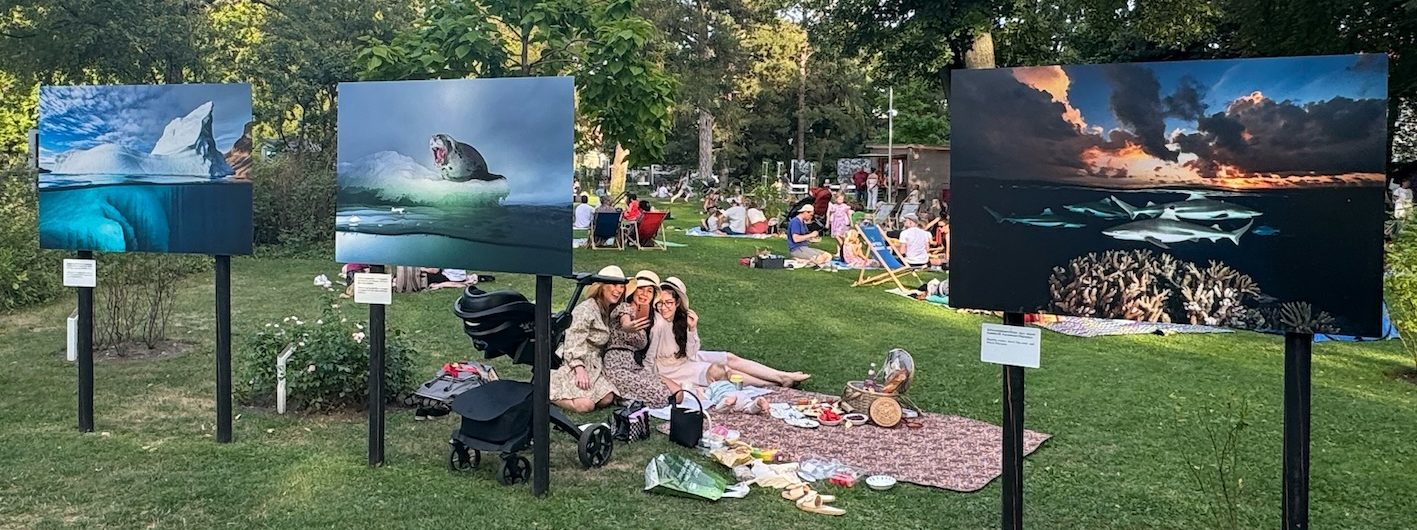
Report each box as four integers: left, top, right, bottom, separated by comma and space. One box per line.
0, 0, 215, 84
359, 0, 675, 177
642, 0, 764, 182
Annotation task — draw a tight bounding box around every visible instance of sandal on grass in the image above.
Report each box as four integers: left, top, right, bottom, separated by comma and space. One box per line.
795, 491, 845, 516
781, 484, 835, 503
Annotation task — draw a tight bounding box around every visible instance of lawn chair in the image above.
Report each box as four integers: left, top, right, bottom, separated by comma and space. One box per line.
897, 203, 919, 223
872, 202, 895, 225
631, 211, 669, 250
852, 222, 922, 291
589, 211, 623, 250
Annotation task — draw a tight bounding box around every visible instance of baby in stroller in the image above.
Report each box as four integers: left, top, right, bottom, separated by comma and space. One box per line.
444, 272, 619, 485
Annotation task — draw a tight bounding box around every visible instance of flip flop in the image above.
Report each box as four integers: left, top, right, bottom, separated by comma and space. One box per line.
795, 492, 845, 516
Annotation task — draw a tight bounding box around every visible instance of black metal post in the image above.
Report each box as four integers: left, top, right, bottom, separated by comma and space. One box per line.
215, 255, 232, 443
532, 275, 553, 497
1001, 311, 1026, 530
76, 250, 94, 433
1283, 332, 1313, 530
368, 264, 387, 467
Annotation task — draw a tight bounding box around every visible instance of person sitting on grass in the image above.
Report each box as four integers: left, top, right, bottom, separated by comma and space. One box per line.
840, 230, 878, 269
573, 194, 594, 229
787, 204, 833, 268
701, 207, 727, 234
745, 200, 770, 234
423, 268, 477, 290
895, 214, 943, 269
722, 197, 747, 235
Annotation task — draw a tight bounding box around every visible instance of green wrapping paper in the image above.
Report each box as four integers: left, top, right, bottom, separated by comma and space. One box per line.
643, 453, 730, 501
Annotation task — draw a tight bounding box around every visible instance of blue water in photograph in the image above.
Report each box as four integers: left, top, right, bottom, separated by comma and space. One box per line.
37, 83, 254, 255
335, 77, 573, 275
39, 179, 253, 254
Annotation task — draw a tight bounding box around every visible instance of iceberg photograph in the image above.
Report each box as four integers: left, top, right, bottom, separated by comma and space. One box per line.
334, 77, 573, 276
38, 83, 254, 255
949, 55, 1388, 336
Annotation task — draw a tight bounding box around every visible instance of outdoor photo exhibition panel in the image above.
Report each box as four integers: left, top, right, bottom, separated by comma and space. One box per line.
39, 83, 255, 442
335, 77, 574, 495
951, 54, 1389, 529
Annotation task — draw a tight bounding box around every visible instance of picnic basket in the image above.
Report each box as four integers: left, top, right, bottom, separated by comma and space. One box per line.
841, 380, 897, 414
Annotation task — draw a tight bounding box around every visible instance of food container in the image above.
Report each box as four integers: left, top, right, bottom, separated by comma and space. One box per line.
843, 413, 868, 426
866, 475, 897, 491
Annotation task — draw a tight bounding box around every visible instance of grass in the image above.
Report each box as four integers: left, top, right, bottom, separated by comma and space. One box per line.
2, 200, 1416, 529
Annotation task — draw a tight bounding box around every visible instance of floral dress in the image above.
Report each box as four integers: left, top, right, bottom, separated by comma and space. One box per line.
548, 299, 617, 402
601, 303, 669, 404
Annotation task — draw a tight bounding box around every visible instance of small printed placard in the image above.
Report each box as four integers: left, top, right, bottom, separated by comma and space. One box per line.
981, 323, 1041, 368
62, 259, 97, 288
353, 272, 392, 305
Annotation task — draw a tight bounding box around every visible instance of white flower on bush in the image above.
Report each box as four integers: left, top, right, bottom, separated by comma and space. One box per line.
356, 323, 364, 330
313, 274, 332, 288
316, 319, 323, 325
307, 364, 316, 373
352, 331, 366, 344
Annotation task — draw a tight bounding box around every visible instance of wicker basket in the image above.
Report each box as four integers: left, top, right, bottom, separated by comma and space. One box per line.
841, 380, 898, 414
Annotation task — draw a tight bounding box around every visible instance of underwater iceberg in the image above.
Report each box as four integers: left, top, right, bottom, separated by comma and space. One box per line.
39, 186, 172, 252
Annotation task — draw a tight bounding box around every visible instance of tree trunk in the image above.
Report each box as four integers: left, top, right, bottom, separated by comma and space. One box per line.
963, 31, 996, 69
795, 39, 808, 162
697, 109, 714, 185
609, 143, 629, 201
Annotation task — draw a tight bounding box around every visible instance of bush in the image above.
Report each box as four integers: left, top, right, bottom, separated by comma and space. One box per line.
251, 154, 336, 247
0, 169, 63, 312
1386, 226, 1417, 371
94, 253, 210, 351
237, 282, 417, 412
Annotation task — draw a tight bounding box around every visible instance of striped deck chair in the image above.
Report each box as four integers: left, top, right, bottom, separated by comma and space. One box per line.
872, 202, 895, 225
896, 202, 920, 223
851, 222, 923, 291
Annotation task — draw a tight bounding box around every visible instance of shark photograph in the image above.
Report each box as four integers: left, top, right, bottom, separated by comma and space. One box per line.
949, 54, 1388, 336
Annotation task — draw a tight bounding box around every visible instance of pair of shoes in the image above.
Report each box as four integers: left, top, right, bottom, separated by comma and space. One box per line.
789, 486, 845, 516
782, 483, 835, 502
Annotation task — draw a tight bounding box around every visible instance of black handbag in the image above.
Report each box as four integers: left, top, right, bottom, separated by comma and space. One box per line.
668, 390, 706, 448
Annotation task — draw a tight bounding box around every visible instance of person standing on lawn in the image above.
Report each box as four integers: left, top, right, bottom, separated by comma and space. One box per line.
852, 167, 868, 204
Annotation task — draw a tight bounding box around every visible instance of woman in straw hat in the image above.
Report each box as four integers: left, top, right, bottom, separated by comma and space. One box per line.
602, 269, 672, 404
650, 277, 809, 394
548, 265, 626, 412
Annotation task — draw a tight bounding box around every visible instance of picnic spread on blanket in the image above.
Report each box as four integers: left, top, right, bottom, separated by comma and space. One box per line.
632, 348, 1050, 515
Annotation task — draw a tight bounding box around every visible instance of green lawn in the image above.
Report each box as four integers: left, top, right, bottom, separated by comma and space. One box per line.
2, 200, 1415, 529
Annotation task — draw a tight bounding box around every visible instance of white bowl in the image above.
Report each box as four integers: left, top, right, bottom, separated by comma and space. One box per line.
865, 475, 897, 491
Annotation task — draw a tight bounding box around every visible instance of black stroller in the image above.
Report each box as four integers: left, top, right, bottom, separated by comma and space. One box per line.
445, 272, 619, 485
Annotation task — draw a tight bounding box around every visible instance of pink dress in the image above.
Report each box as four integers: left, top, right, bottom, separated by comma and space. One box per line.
827, 203, 852, 237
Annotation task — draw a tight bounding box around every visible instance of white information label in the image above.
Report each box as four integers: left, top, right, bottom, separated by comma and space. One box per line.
62, 259, 97, 288
981, 323, 1041, 368
353, 273, 393, 305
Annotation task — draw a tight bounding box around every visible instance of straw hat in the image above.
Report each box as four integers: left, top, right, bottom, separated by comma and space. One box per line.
661, 276, 689, 306
625, 269, 661, 300
595, 265, 627, 282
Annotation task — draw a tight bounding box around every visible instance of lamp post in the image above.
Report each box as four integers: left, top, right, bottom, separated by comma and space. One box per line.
887, 86, 897, 204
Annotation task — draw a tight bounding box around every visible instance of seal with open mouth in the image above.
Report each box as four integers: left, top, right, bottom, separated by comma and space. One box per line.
431, 134, 504, 182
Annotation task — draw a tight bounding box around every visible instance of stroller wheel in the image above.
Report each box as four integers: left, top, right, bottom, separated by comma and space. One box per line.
498, 454, 531, 485
448, 444, 479, 472
577, 424, 614, 468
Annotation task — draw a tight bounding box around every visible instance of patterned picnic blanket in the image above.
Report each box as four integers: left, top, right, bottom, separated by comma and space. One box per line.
1033, 315, 1230, 338
684, 227, 775, 239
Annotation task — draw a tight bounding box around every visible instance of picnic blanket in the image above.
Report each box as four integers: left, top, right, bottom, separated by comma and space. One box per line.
685, 227, 774, 239
660, 388, 1050, 492
1315, 304, 1398, 342
886, 287, 950, 306
830, 259, 880, 270
1033, 315, 1230, 338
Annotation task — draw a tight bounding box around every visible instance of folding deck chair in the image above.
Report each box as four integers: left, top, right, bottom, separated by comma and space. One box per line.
872, 202, 895, 225
629, 211, 669, 250
589, 211, 624, 250
896, 203, 920, 222
851, 222, 923, 291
